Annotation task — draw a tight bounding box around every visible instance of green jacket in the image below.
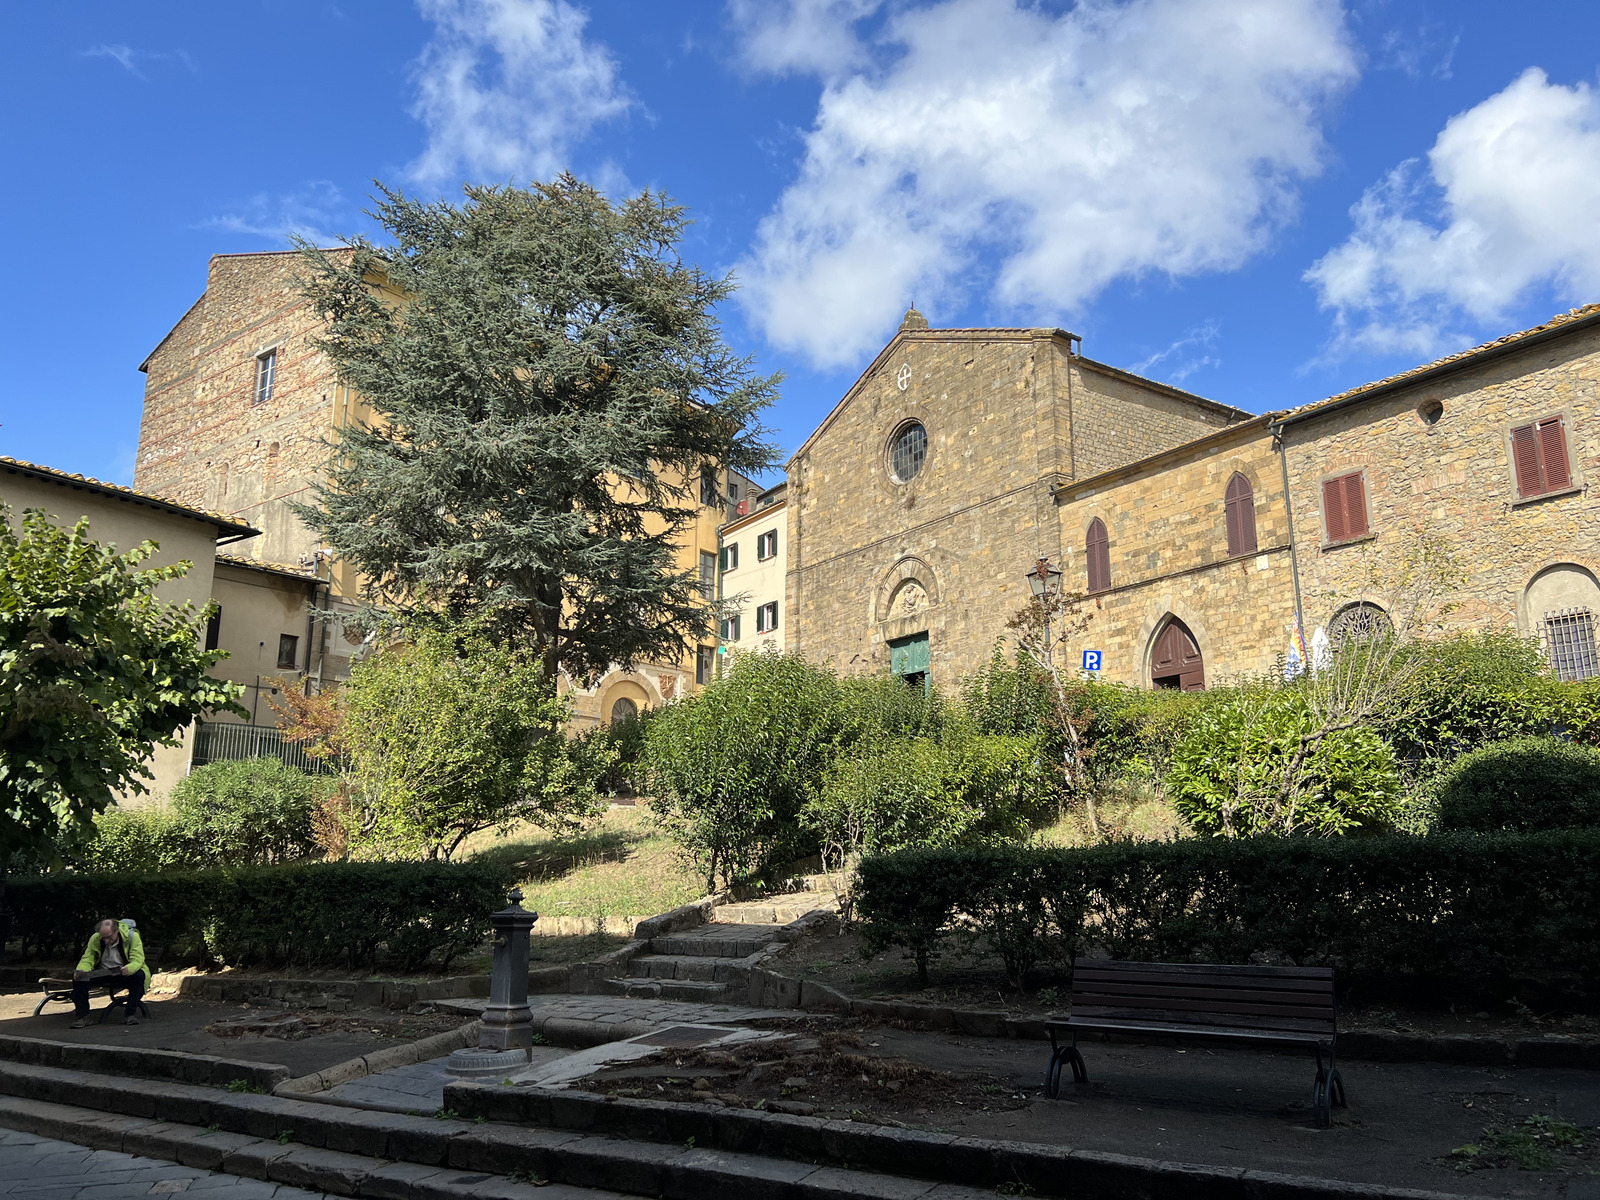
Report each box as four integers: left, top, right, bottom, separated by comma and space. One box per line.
76, 921, 149, 986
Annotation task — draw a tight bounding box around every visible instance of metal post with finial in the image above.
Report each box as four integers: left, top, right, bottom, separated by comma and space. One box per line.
446, 887, 540, 1076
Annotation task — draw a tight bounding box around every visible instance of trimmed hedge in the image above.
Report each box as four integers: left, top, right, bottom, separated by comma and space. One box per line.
1435, 737, 1600, 833
7, 859, 514, 972
857, 832, 1600, 1004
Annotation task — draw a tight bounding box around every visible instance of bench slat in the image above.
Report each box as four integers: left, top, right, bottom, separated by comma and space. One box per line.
1072, 1006, 1333, 1034
1072, 993, 1334, 1021
1074, 959, 1332, 980
1073, 968, 1332, 994
1050, 1017, 1332, 1046
1072, 986, 1334, 1013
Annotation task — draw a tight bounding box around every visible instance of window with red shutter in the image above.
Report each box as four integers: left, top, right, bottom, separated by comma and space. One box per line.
1086, 518, 1110, 593
1321, 471, 1368, 543
1512, 415, 1575, 498
1224, 472, 1256, 557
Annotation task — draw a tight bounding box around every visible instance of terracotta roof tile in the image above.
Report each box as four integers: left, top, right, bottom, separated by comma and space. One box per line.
0, 456, 257, 535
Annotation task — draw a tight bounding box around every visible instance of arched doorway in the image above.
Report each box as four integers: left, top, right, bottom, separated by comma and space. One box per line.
1151, 618, 1205, 691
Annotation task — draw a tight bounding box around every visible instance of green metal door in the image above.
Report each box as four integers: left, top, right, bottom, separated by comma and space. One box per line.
889, 632, 930, 680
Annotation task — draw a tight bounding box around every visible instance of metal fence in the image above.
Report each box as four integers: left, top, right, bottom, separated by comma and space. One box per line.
191, 722, 337, 775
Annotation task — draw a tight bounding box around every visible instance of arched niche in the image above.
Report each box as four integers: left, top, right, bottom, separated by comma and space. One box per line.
1149, 616, 1205, 691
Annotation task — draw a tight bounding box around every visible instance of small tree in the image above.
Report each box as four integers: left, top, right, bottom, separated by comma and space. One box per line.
0, 507, 244, 867
332, 622, 609, 860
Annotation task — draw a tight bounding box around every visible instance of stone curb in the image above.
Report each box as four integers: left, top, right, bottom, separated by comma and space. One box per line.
438, 1080, 1473, 1200
0, 1063, 1476, 1200
176, 969, 574, 1009
0, 1033, 288, 1092
0, 1071, 1003, 1200
274, 1020, 483, 1097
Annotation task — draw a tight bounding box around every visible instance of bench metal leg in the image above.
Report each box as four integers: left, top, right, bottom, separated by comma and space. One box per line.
1045, 1037, 1088, 1098
1312, 1046, 1345, 1129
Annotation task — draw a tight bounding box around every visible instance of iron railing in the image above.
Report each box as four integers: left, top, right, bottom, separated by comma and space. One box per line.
191, 722, 337, 775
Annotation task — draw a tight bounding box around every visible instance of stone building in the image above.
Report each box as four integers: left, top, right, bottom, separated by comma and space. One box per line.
785, 308, 1251, 688
0, 456, 259, 798
799, 304, 1600, 693
135, 250, 751, 735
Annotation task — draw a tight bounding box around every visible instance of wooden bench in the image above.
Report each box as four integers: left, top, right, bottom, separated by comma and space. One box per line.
34, 971, 153, 1023
1045, 958, 1345, 1128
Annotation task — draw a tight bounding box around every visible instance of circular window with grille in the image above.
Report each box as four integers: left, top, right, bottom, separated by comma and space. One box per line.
1328, 602, 1394, 649
888, 421, 928, 484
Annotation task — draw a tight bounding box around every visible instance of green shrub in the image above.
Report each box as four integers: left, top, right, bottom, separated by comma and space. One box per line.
807, 729, 1052, 862
1435, 737, 1600, 833
1165, 687, 1402, 837
582, 707, 652, 797
170, 758, 325, 865
645, 650, 846, 890
7, 858, 513, 971
69, 806, 204, 873
857, 831, 1600, 1003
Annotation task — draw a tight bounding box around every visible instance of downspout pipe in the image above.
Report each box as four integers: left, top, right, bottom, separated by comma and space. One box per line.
1269, 417, 1308, 664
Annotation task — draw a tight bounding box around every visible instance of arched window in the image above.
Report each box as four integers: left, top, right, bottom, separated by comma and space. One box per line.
609, 697, 639, 726
1224, 472, 1257, 557
1085, 518, 1110, 594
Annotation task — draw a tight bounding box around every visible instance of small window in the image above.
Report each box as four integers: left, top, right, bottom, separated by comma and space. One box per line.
204, 607, 222, 652
729, 482, 741, 502
1321, 471, 1369, 543
757, 529, 778, 561
254, 349, 277, 405
1085, 517, 1110, 593
276, 633, 300, 670
1224, 472, 1257, 557
756, 601, 778, 634
609, 697, 639, 725
720, 543, 739, 572
1544, 608, 1600, 682
889, 422, 927, 483
699, 551, 717, 599
1511, 415, 1573, 499
696, 645, 715, 686
720, 614, 741, 642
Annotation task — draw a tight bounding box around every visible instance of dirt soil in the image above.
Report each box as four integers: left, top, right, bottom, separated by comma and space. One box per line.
774, 926, 1600, 1040
573, 1016, 1600, 1197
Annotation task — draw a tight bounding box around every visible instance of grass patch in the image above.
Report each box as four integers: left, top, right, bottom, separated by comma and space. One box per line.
1037, 782, 1189, 848
1446, 1115, 1587, 1172
464, 806, 704, 925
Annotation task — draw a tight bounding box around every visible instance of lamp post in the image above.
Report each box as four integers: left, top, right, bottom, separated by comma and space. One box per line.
447, 888, 540, 1076
1025, 557, 1063, 666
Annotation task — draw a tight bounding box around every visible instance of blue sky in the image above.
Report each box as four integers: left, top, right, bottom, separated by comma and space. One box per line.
6, 1, 1600, 489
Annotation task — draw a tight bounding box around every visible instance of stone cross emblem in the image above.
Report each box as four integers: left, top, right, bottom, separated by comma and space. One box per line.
896, 364, 911, 391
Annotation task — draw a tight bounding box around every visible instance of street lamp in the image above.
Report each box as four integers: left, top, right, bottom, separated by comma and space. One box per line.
1024, 558, 1063, 666
1025, 557, 1061, 600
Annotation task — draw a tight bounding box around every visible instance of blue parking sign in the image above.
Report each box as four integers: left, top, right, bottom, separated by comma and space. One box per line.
1081, 649, 1102, 672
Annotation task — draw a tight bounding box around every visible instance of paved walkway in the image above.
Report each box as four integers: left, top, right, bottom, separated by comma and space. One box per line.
0, 1127, 328, 1200
440, 992, 795, 1026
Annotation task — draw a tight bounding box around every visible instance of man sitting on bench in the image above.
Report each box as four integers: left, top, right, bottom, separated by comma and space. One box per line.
70, 918, 148, 1028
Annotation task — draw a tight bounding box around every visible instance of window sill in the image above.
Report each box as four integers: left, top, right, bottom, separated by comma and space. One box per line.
1512, 483, 1583, 507
1319, 532, 1376, 552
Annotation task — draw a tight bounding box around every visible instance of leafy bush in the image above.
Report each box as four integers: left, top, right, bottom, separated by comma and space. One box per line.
170, 758, 325, 865
645, 650, 845, 891
7, 858, 513, 971
1165, 687, 1402, 837
70, 806, 204, 873
808, 729, 1051, 864
582, 706, 653, 797
1435, 737, 1600, 833
857, 831, 1600, 1003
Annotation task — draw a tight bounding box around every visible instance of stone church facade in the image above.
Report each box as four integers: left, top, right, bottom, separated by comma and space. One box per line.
791, 305, 1600, 692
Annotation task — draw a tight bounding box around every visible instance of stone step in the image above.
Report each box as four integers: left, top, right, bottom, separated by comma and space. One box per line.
599, 977, 731, 1002
649, 923, 779, 958
0, 1070, 995, 1200
626, 954, 727, 982
712, 903, 831, 925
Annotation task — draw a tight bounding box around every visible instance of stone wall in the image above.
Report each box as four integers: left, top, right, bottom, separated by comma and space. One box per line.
787, 325, 1242, 688
1284, 325, 1600, 645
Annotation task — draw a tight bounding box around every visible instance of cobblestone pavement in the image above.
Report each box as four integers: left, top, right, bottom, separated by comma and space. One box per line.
323, 1045, 577, 1113
0, 1128, 329, 1200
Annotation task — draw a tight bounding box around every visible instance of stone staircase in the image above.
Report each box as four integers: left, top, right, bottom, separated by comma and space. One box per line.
601, 922, 783, 1002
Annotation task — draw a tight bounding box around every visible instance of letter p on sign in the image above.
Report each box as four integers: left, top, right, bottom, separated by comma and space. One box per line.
1081, 650, 1102, 672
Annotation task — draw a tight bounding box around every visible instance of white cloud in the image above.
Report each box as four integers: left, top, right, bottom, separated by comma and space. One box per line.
408, 0, 629, 186
1307, 68, 1600, 358
736, 0, 1356, 369
82, 43, 197, 79
727, 0, 882, 79
1130, 319, 1221, 385
202, 182, 348, 246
